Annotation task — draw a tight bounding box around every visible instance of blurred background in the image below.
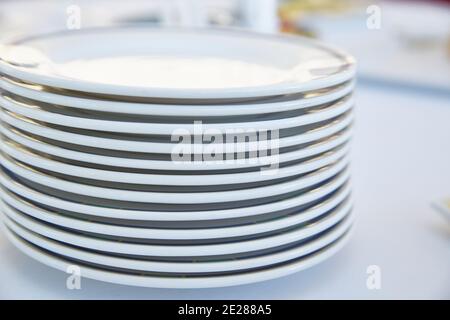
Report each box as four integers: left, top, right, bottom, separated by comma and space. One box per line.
0, 0, 449, 92
0, 0, 449, 299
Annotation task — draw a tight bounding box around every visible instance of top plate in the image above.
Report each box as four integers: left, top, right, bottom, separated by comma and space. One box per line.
0, 26, 356, 100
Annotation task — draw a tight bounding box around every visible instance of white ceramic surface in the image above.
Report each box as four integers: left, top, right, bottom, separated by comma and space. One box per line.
0, 24, 356, 292
0, 152, 349, 204
2, 213, 353, 274
0, 139, 349, 186
0, 93, 353, 134
0, 200, 352, 256
0, 123, 352, 170
0, 168, 349, 221
0, 109, 354, 153
0, 27, 355, 100
0, 182, 351, 240
1, 220, 352, 288
0, 76, 355, 116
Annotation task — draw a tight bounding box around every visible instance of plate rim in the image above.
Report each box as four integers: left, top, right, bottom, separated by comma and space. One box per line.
0, 108, 354, 153
0, 152, 350, 204
0, 92, 354, 134
0, 122, 352, 171
0, 26, 356, 100
1, 139, 349, 186
0, 168, 349, 221
2, 212, 353, 274
0, 200, 352, 256
0, 76, 355, 116
1, 219, 353, 288
0, 181, 351, 240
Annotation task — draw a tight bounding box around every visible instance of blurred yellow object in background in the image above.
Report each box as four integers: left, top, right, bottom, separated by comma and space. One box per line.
279, 0, 356, 35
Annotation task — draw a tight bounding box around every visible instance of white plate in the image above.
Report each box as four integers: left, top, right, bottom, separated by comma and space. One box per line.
0, 123, 352, 171
2, 213, 353, 274
0, 27, 356, 100
1, 219, 353, 288
0, 168, 349, 222
0, 152, 349, 204
1, 139, 349, 186
0, 199, 352, 256
0, 94, 354, 134
0, 182, 350, 240
0, 108, 354, 153
0, 76, 355, 116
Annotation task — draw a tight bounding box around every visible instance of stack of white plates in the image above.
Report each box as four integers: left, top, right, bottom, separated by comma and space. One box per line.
0, 26, 356, 288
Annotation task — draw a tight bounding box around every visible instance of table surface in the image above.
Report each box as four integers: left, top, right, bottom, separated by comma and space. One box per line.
0, 81, 449, 299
